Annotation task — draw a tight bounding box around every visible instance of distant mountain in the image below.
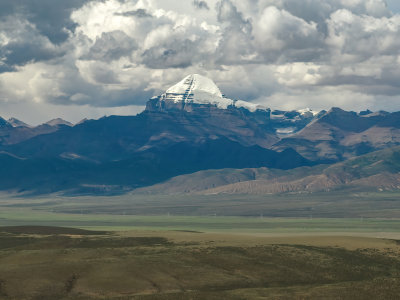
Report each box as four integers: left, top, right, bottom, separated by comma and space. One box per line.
8, 118, 31, 128
273, 108, 400, 161
45, 118, 73, 127
5, 75, 289, 161
0, 119, 70, 146
0, 74, 399, 194
136, 146, 400, 195
148, 74, 270, 112
270, 108, 324, 137
0, 117, 12, 128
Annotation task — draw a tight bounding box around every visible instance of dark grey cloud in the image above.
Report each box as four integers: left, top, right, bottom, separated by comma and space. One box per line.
115, 9, 153, 18
216, 0, 250, 28
193, 0, 210, 10
0, 0, 88, 73
215, 0, 254, 65
0, 41, 62, 71
0, 0, 88, 44
0, 17, 65, 72
142, 39, 204, 69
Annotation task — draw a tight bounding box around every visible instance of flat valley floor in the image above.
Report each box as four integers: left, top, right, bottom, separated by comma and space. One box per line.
1, 193, 400, 299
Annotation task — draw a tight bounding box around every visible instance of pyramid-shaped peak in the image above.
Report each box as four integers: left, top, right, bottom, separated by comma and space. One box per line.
161, 74, 232, 109
166, 74, 223, 98
146, 74, 270, 113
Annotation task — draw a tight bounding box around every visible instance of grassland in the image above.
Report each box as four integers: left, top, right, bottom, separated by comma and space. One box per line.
1, 191, 400, 234
3, 205, 400, 235
2, 190, 400, 218
0, 227, 400, 299
1, 192, 400, 299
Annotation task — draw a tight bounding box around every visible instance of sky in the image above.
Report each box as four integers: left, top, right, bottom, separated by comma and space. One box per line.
1, 0, 400, 125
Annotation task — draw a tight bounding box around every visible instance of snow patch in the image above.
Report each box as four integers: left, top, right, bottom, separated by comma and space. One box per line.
276, 127, 296, 134
234, 100, 267, 112
298, 108, 319, 117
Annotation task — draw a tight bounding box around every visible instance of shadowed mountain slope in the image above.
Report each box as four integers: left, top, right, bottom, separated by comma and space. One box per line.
135, 146, 400, 195
0, 137, 311, 194
3, 106, 280, 162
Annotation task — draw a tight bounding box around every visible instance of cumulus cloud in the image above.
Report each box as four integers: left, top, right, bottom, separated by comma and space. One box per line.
0, 17, 65, 72
253, 6, 323, 63
215, 0, 255, 64
0, 0, 87, 44
81, 30, 138, 62
1, 0, 400, 123
326, 9, 400, 59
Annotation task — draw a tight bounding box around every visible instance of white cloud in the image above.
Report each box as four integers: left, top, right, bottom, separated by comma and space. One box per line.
326, 9, 400, 59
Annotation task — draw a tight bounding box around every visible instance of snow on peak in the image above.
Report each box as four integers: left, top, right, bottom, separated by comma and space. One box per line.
166, 74, 223, 98
164, 74, 232, 109
159, 74, 269, 112
234, 100, 267, 113
297, 108, 319, 117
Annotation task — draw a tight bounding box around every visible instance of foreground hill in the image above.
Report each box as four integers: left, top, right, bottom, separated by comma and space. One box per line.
135, 146, 400, 195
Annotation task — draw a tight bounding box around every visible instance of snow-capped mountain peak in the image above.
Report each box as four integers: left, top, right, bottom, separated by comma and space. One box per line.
148, 74, 269, 113
166, 74, 223, 98
163, 74, 232, 109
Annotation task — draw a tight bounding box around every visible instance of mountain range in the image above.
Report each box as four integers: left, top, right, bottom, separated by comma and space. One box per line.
0, 74, 399, 194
